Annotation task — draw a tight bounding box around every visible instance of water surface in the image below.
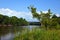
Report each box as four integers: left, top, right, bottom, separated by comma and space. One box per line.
1, 25, 40, 40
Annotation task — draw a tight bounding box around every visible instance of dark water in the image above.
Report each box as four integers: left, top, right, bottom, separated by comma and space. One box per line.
0, 25, 39, 40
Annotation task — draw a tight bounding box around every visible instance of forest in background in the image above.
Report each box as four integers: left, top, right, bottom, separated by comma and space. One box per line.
0, 14, 29, 26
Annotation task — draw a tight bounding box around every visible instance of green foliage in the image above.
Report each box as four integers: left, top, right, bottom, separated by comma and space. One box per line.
0, 14, 29, 26
14, 29, 60, 40
28, 6, 60, 29
28, 6, 40, 20
49, 14, 60, 29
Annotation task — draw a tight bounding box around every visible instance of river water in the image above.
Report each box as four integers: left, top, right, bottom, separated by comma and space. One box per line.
1, 25, 40, 40
1, 33, 14, 40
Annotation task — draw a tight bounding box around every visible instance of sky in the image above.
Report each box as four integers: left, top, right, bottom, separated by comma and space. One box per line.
0, 0, 60, 22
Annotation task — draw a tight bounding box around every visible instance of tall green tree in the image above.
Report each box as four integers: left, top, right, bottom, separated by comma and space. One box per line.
28, 6, 52, 29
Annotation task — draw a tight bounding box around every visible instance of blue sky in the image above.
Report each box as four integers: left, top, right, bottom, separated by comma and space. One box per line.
0, 0, 60, 22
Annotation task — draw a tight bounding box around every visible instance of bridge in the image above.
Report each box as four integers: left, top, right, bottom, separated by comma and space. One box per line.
29, 22, 41, 25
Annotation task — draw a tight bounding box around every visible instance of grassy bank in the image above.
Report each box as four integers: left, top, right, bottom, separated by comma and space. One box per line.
14, 28, 60, 40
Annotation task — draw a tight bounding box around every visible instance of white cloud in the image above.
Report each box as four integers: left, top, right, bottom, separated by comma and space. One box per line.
0, 8, 38, 22
55, 13, 60, 17
38, 11, 60, 17
42, 11, 48, 13
37, 11, 48, 14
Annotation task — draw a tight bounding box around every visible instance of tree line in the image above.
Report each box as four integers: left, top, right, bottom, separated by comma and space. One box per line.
0, 14, 29, 26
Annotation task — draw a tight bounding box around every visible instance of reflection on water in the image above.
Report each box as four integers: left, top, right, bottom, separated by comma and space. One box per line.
1, 33, 14, 40
1, 25, 40, 40
0, 26, 22, 36
0, 26, 22, 40
23, 25, 40, 29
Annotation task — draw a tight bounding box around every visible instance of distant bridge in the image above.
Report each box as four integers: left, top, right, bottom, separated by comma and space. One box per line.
29, 22, 41, 25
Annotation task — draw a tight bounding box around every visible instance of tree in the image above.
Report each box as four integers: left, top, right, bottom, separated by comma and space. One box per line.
52, 14, 57, 18
10, 16, 18, 25
28, 6, 40, 20
28, 6, 52, 29
57, 17, 60, 24
48, 14, 60, 29
2, 15, 9, 24
0, 14, 3, 24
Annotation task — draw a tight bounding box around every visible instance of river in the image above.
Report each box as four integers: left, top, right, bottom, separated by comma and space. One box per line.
0, 25, 40, 40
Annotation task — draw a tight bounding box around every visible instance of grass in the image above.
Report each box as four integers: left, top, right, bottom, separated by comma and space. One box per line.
14, 28, 60, 40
